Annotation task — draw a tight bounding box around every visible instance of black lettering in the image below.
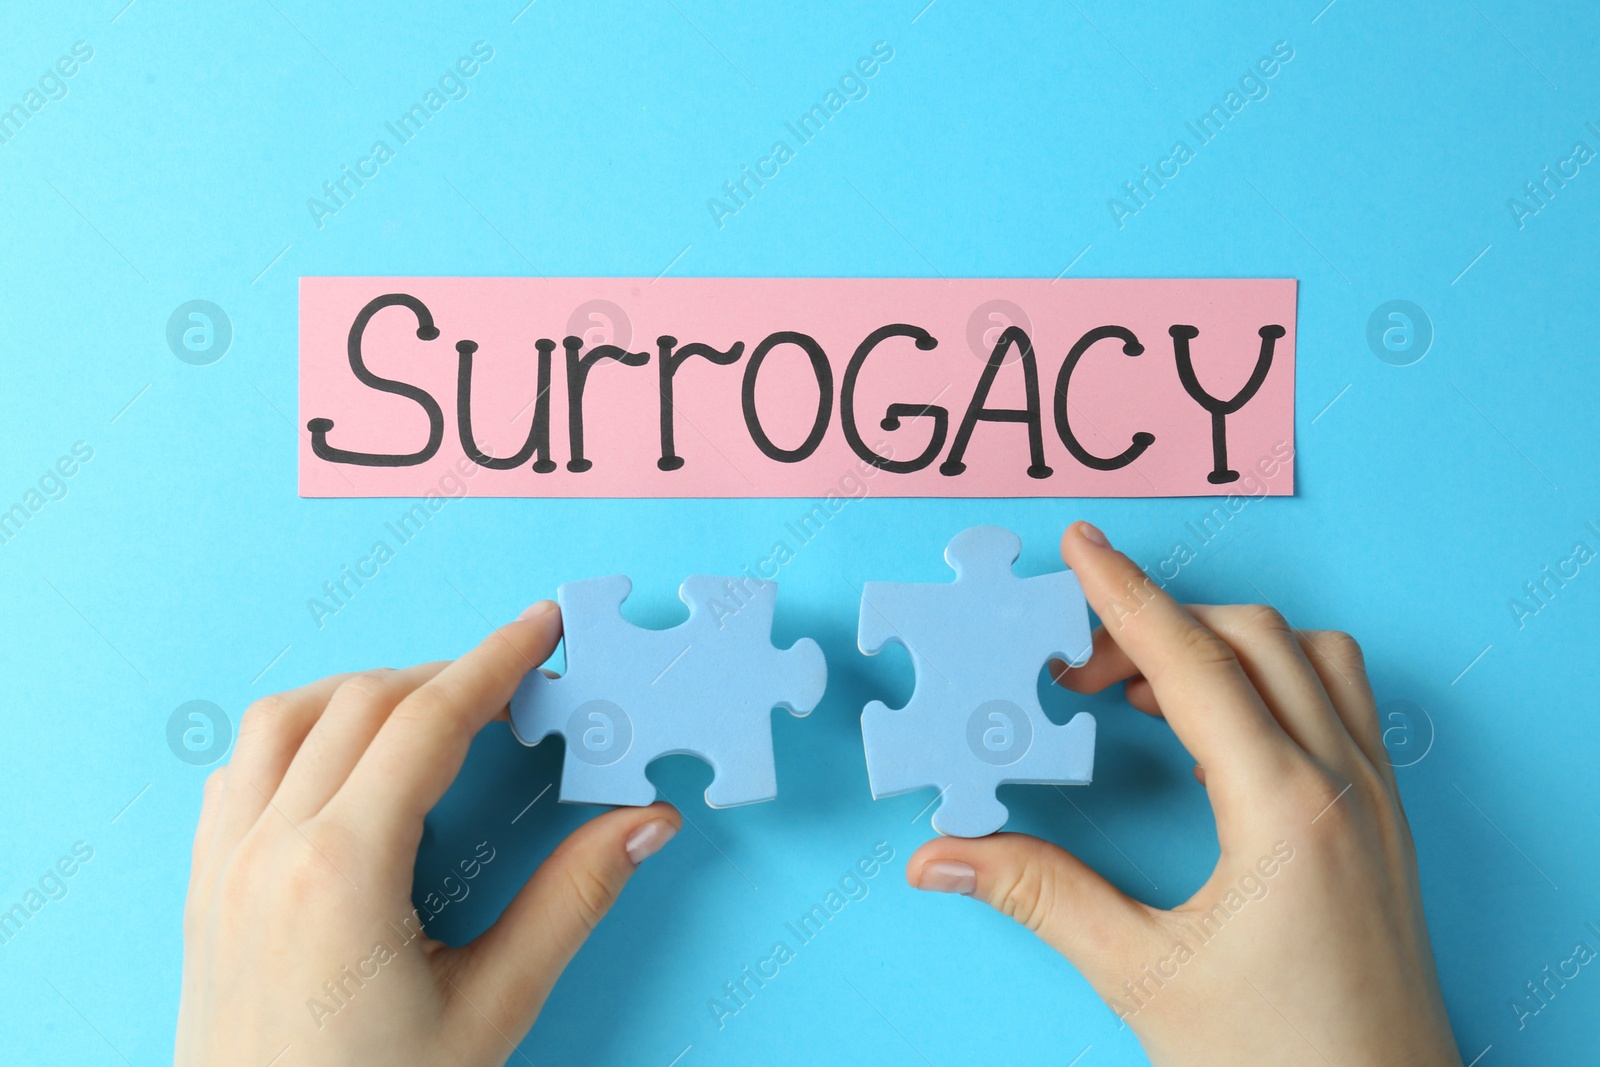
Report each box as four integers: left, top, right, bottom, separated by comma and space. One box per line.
940, 326, 1051, 479
565, 337, 650, 473
741, 331, 833, 463
841, 324, 946, 473
1053, 326, 1154, 470
1171, 324, 1283, 484
529, 339, 557, 473
307, 294, 444, 467
455, 339, 555, 470
657, 335, 744, 471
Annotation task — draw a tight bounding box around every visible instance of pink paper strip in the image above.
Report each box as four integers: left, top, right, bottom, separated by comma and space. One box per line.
299, 277, 1296, 498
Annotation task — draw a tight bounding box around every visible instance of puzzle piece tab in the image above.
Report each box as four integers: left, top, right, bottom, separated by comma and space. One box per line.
510, 575, 826, 808
858, 526, 1095, 837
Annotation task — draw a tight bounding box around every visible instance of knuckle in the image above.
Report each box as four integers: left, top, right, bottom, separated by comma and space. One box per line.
213, 841, 265, 910
1311, 630, 1366, 673
995, 855, 1057, 934
1233, 603, 1292, 640
237, 694, 291, 743
388, 692, 444, 731
1295, 766, 1363, 841
1176, 623, 1239, 670
1284, 760, 1335, 807
332, 671, 398, 707
282, 821, 362, 894
563, 866, 620, 930
334, 668, 390, 700
393, 679, 469, 732
1356, 772, 1393, 818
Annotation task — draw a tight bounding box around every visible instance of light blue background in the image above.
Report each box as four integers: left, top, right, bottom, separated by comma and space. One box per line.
3, 1, 1597, 1063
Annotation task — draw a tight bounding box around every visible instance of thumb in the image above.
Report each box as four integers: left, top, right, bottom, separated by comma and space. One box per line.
444, 802, 682, 1036
908, 833, 1159, 991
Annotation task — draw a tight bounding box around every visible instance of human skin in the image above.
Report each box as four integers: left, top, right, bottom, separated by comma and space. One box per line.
907, 522, 1462, 1066
176, 601, 681, 1066
180, 523, 1463, 1065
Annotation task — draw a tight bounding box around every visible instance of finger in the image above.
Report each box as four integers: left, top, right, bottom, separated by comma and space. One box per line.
445, 803, 681, 1035
1187, 605, 1360, 771
908, 833, 1161, 992
1059, 619, 1335, 737
1060, 523, 1297, 780
187, 768, 227, 901
209, 673, 354, 857
335, 602, 561, 849
1050, 629, 1159, 716
1298, 630, 1390, 784
1050, 627, 1139, 694
1124, 676, 1160, 716
273, 663, 449, 822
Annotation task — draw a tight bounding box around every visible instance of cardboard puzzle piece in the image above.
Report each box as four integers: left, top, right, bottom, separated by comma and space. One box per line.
857, 526, 1095, 837
510, 575, 826, 808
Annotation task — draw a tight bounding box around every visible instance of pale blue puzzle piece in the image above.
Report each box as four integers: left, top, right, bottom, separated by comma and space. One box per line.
858, 526, 1095, 837
510, 575, 826, 809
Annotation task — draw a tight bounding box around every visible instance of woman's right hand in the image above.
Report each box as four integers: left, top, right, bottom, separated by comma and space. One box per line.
907, 522, 1461, 1066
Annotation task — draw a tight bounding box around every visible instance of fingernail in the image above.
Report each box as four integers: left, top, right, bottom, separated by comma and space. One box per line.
914, 860, 977, 895
1076, 521, 1111, 548
625, 820, 677, 866
518, 600, 558, 622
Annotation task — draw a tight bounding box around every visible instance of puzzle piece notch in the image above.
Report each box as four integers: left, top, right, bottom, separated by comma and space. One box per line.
858, 525, 1095, 838
511, 574, 826, 810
